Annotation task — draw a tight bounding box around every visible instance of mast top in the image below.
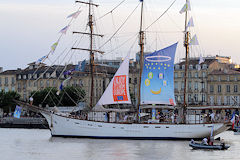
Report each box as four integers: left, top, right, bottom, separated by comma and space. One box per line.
75, 1, 99, 7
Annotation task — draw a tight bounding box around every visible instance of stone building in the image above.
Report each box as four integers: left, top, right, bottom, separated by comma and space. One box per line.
0, 69, 21, 92
15, 62, 118, 106
174, 55, 236, 106
208, 69, 240, 106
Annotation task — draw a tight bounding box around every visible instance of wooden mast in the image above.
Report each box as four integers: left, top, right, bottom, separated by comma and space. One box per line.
89, 0, 94, 108
73, 0, 103, 108
137, 0, 144, 122
183, 0, 190, 123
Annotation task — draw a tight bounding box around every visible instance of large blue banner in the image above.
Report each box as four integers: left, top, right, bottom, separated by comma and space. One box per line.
140, 43, 178, 105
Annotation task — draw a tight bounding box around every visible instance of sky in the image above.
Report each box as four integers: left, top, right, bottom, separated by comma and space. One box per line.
0, 0, 240, 71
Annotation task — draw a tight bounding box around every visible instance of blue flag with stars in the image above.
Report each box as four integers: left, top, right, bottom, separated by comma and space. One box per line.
14, 105, 22, 119
140, 43, 178, 105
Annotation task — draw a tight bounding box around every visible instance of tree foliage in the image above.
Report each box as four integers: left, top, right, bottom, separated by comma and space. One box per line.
30, 86, 85, 107
0, 91, 21, 113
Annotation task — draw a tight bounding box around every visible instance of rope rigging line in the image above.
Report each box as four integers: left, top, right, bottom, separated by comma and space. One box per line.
144, 0, 177, 31
95, 0, 126, 21
103, 33, 138, 56
98, 2, 140, 50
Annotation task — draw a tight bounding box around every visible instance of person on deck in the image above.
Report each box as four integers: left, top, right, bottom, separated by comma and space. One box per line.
210, 112, 215, 122
202, 137, 208, 145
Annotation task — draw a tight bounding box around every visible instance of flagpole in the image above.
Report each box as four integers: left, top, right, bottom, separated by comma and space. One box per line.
183, 0, 190, 123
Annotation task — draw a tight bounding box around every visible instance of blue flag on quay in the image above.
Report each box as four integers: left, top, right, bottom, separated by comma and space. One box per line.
14, 105, 22, 119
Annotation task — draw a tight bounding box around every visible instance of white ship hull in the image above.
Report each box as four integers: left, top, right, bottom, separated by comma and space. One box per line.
42, 113, 229, 139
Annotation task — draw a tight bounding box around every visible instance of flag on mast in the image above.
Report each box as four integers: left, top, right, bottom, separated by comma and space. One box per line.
51, 42, 58, 54
67, 11, 81, 19
59, 25, 70, 34
36, 55, 47, 65
179, 0, 191, 14
189, 34, 199, 45
187, 17, 194, 28
56, 77, 71, 95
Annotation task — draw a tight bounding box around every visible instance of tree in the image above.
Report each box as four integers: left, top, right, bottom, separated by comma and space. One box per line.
0, 91, 20, 113
30, 86, 85, 107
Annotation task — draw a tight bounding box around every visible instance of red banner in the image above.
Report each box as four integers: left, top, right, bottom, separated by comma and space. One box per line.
113, 75, 128, 102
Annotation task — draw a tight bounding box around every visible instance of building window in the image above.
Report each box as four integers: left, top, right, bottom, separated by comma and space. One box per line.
5, 77, 8, 84
11, 77, 15, 84
23, 75, 27, 79
182, 65, 185, 70
18, 75, 21, 79
202, 82, 205, 89
203, 64, 208, 69
234, 85, 238, 93
174, 72, 178, 78
180, 95, 184, 102
5, 87, 9, 92
217, 96, 221, 105
194, 72, 198, 78
40, 80, 43, 87
196, 64, 200, 70
188, 81, 192, 90
53, 80, 56, 87
12, 87, 15, 91
181, 82, 184, 90
194, 94, 198, 102
46, 80, 50, 87
28, 81, 31, 87
202, 94, 206, 102
46, 73, 50, 78
28, 74, 32, 79
194, 82, 198, 90
181, 72, 184, 78
134, 78, 137, 84
210, 96, 214, 105
226, 85, 230, 93
210, 76, 214, 81
218, 85, 221, 93
210, 85, 214, 93
23, 83, 26, 89
34, 74, 37, 79
188, 72, 192, 78
218, 76, 221, 82
234, 76, 238, 81
189, 65, 193, 69
227, 76, 230, 81
175, 65, 180, 70
174, 81, 178, 90
188, 94, 192, 102
227, 96, 230, 105
34, 82, 37, 87
202, 72, 206, 78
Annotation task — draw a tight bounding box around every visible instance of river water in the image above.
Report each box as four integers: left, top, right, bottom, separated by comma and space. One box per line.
0, 128, 239, 160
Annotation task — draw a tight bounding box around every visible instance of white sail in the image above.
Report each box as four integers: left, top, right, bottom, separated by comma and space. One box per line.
95, 53, 131, 107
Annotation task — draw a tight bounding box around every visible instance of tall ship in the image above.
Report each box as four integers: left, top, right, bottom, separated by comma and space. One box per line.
17, 0, 230, 139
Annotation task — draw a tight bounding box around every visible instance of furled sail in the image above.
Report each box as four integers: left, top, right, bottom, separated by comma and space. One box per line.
140, 43, 178, 105
95, 53, 131, 107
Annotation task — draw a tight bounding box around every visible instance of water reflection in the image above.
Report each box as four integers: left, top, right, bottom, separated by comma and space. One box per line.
0, 129, 239, 160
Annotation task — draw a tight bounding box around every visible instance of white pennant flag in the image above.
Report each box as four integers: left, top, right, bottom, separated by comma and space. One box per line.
187, 17, 194, 28
67, 11, 81, 19
179, 0, 191, 14
59, 25, 70, 34
189, 34, 199, 45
